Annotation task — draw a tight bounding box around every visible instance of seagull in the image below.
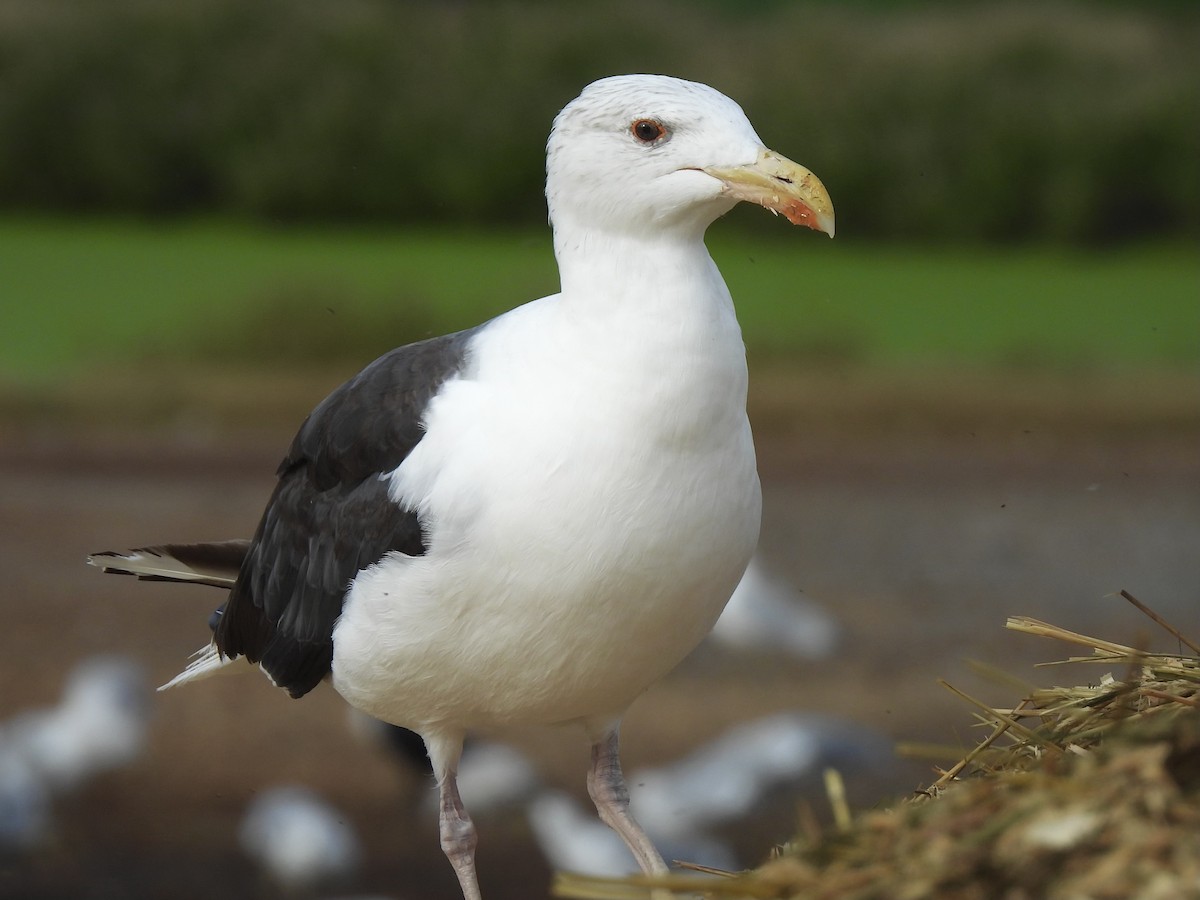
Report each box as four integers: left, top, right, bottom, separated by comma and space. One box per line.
0, 656, 151, 795
630, 713, 891, 839
526, 789, 737, 879
239, 785, 361, 896
0, 656, 150, 855
440, 740, 540, 816
708, 554, 840, 660
349, 710, 540, 815
89, 73, 834, 899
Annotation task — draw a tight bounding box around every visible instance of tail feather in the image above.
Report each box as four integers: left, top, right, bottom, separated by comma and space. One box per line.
88, 540, 250, 589
89, 540, 252, 690
159, 642, 239, 691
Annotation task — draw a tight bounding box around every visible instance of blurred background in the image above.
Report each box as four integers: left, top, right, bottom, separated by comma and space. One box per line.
1, 1, 1197, 898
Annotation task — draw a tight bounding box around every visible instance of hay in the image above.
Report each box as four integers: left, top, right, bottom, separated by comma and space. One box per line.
555, 591, 1200, 899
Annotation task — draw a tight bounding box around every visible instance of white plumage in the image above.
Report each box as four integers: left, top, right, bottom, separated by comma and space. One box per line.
333, 118, 767, 734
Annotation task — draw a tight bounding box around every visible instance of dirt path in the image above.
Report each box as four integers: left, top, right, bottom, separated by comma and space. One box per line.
1, 416, 1196, 899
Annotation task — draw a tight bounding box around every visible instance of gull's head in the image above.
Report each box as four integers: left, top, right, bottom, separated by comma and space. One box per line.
546, 74, 834, 239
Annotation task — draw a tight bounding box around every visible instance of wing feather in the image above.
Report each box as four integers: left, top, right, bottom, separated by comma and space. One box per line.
214, 325, 482, 698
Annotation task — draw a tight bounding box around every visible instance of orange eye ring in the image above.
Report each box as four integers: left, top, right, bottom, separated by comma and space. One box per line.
631, 119, 667, 143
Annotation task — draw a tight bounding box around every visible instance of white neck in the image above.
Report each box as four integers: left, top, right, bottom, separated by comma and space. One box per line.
553, 217, 732, 328
546, 217, 749, 439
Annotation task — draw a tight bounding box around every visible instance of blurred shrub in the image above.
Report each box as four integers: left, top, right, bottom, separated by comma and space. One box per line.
0, 0, 1196, 244
188, 284, 442, 365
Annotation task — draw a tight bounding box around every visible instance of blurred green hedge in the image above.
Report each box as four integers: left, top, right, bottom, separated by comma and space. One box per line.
0, 0, 1196, 244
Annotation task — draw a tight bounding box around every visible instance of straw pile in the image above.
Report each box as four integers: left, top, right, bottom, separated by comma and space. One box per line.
556, 591, 1200, 900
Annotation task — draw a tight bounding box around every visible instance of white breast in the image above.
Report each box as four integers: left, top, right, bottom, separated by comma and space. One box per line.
332, 242, 760, 734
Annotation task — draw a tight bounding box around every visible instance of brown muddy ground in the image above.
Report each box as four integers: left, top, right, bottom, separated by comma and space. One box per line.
1, 370, 1197, 899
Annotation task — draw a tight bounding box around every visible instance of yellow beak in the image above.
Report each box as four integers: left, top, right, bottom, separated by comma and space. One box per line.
702, 149, 835, 238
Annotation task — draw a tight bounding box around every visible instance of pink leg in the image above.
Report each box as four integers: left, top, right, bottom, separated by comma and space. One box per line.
438, 773, 481, 900
425, 730, 482, 900
587, 727, 668, 876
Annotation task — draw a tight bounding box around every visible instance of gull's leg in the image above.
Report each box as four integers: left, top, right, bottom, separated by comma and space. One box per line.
439, 776, 480, 900
586, 725, 668, 876
425, 730, 482, 900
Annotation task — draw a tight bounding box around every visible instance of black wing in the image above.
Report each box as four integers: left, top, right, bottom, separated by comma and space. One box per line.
215, 325, 481, 698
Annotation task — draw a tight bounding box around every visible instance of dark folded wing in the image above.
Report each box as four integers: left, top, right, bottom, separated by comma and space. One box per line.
216, 325, 481, 697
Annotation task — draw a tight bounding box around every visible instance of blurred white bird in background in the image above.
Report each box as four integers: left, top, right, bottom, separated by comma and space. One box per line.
525, 789, 634, 877
0, 655, 151, 795
526, 788, 737, 878
448, 741, 540, 816
347, 710, 541, 817
526, 711, 886, 878
0, 750, 52, 852
631, 713, 890, 840
239, 785, 362, 896
0, 655, 151, 853
709, 556, 840, 661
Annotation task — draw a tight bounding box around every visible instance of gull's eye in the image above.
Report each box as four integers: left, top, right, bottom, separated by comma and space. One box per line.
631, 119, 667, 144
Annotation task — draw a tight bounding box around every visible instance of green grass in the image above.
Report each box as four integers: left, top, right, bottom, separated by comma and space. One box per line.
1, 217, 560, 379
2, 217, 1197, 383
723, 235, 1200, 369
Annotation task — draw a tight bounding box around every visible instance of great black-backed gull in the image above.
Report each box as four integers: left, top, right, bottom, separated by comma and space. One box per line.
90, 73, 834, 899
